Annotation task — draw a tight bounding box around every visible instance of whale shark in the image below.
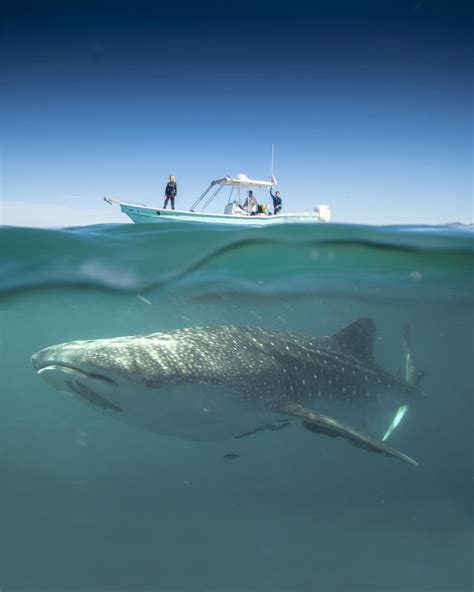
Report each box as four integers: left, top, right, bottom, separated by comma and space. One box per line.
31, 318, 422, 466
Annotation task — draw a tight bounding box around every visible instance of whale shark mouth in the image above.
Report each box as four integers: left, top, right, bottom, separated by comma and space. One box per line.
36, 363, 118, 387
35, 363, 122, 412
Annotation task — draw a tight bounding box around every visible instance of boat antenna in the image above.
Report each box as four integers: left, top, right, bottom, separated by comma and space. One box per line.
270, 144, 277, 186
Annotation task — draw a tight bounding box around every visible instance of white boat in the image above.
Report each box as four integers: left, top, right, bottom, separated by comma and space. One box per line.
104, 169, 331, 226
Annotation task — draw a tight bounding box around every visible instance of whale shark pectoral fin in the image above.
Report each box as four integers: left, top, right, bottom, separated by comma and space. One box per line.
281, 401, 418, 467
302, 421, 339, 438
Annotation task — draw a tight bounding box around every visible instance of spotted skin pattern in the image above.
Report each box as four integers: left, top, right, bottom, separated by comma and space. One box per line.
32, 319, 421, 466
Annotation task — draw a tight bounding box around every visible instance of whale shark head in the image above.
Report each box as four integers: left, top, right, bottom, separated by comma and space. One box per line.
31, 330, 282, 440
31, 328, 281, 440
31, 334, 182, 412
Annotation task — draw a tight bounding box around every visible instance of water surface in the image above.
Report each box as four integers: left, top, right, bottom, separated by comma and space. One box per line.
0, 222, 472, 591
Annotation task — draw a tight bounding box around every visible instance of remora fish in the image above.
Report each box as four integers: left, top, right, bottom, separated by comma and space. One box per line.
31, 319, 422, 466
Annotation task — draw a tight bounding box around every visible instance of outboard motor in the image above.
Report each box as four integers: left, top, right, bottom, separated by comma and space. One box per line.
315, 204, 331, 222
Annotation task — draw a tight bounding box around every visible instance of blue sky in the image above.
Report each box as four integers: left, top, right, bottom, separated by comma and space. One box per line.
1, 0, 472, 226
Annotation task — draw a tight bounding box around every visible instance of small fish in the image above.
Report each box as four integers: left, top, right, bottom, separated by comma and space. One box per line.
223, 453, 240, 461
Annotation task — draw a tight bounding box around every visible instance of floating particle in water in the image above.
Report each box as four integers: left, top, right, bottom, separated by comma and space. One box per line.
328, 251, 336, 261
223, 453, 240, 461
410, 271, 423, 282
137, 294, 151, 305
310, 248, 320, 261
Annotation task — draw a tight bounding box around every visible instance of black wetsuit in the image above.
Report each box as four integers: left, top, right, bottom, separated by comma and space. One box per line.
163, 181, 177, 210
270, 189, 282, 215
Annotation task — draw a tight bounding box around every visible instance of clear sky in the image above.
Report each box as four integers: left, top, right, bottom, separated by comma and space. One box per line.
1, 0, 472, 226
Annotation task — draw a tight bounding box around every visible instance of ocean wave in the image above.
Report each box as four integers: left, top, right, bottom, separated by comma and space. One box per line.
0, 222, 472, 299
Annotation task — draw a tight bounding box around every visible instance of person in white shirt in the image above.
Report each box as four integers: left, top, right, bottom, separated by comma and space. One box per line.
243, 190, 258, 215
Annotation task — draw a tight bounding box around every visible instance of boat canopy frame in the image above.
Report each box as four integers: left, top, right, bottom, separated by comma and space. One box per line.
190, 173, 277, 212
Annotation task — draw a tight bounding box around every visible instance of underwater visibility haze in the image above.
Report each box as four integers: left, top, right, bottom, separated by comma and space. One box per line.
0, 221, 472, 591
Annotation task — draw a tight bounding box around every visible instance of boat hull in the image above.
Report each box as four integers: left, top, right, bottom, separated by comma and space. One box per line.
120, 204, 324, 226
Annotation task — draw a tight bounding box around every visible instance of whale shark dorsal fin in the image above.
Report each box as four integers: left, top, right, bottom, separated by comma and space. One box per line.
281, 401, 418, 467
332, 318, 376, 363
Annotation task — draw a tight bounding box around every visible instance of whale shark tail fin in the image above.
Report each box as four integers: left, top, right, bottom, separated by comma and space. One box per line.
382, 325, 425, 442
332, 318, 375, 364
403, 323, 425, 387
282, 401, 418, 467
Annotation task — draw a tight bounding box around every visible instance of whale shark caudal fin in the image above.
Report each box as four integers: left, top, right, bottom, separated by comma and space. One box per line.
383, 405, 408, 441
403, 323, 425, 387
281, 401, 418, 467
383, 324, 425, 442
331, 318, 375, 363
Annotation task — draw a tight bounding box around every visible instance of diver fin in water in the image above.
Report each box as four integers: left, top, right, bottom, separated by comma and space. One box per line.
281, 401, 418, 467
331, 318, 376, 364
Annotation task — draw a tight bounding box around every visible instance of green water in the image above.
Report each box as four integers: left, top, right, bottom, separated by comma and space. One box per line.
0, 222, 472, 591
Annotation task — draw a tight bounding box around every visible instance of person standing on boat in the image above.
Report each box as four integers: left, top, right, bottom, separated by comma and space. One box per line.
163, 175, 177, 210
243, 190, 258, 215
270, 188, 282, 215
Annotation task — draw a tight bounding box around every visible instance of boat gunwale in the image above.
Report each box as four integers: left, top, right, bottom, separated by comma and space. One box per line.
119, 202, 322, 220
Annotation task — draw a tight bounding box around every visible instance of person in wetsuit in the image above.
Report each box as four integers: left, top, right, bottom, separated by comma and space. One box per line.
270, 188, 282, 215
163, 175, 177, 210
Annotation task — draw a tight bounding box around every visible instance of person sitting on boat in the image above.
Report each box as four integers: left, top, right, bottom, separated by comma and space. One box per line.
270, 188, 282, 215
163, 175, 177, 210
243, 190, 258, 215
